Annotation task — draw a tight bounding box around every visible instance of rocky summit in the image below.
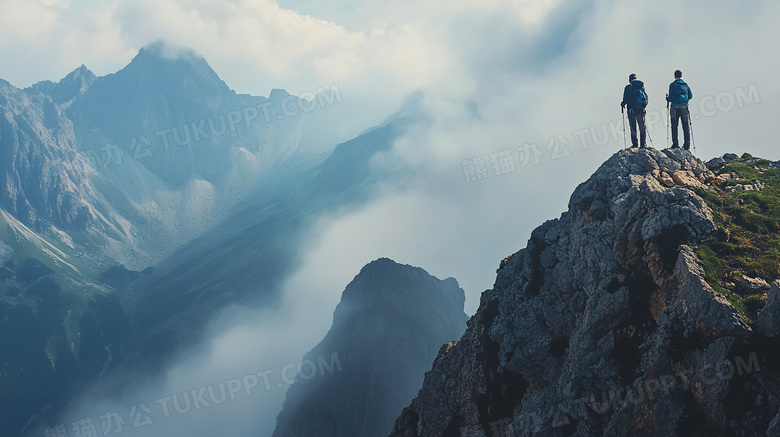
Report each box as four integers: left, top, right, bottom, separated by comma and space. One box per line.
390, 148, 780, 436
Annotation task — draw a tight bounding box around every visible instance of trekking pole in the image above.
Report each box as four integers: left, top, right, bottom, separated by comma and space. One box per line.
666, 95, 670, 148
621, 106, 627, 149
646, 123, 654, 148
689, 108, 696, 153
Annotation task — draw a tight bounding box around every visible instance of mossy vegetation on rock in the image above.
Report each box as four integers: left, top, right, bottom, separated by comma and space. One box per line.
694, 153, 780, 322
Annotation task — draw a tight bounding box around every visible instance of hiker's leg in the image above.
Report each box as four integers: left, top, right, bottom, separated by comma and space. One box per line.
628, 110, 639, 146
638, 111, 647, 147
681, 107, 691, 149
671, 108, 680, 147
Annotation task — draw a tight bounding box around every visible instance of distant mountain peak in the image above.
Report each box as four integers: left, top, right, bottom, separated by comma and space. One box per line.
344, 257, 463, 303
138, 39, 204, 61
363, 256, 406, 270
25, 64, 96, 105
273, 259, 467, 437
119, 40, 224, 92
59, 64, 96, 90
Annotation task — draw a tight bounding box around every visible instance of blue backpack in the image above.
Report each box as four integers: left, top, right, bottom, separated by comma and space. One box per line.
672, 80, 689, 106
630, 80, 648, 110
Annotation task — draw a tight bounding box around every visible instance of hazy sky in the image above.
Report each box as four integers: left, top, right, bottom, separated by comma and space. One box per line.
5, 0, 780, 436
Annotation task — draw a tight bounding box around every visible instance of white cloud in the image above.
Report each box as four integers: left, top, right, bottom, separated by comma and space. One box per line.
58, 269, 345, 437
282, 0, 780, 312
0, 1, 59, 44
0, 0, 568, 139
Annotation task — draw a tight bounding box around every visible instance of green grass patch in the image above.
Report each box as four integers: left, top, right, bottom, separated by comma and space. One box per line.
721, 162, 758, 180
0, 215, 93, 283
693, 154, 780, 322
727, 294, 749, 322
745, 294, 768, 312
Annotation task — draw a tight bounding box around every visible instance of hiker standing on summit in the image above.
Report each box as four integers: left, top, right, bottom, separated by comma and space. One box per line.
667, 70, 693, 150
621, 74, 648, 148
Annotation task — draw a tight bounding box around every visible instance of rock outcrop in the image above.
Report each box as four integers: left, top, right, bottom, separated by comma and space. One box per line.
390, 148, 780, 436
273, 258, 467, 437
0, 79, 96, 231
756, 281, 780, 338
27, 64, 97, 107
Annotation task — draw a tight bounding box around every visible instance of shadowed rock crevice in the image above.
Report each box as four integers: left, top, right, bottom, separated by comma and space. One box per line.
549, 336, 570, 358
722, 340, 779, 433
656, 224, 690, 269
477, 298, 529, 429
526, 237, 547, 298
676, 390, 709, 436
442, 416, 464, 437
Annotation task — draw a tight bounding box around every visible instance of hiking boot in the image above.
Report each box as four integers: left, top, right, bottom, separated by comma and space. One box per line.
641, 144, 647, 148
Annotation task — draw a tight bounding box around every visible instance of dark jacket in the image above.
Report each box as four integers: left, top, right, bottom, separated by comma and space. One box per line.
622, 84, 631, 108
667, 79, 693, 108
622, 80, 646, 111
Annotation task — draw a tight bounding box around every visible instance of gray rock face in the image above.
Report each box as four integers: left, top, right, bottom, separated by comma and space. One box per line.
28, 65, 97, 106
706, 156, 727, 170
391, 148, 779, 436
755, 281, 780, 337
0, 41, 325, 259
0, 79, 96, 230
738, 275, 770, 296
66, 41, 305, 187
272, 258, 467, 437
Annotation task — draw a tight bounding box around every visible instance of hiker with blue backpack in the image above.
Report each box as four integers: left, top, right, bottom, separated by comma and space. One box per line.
621, 73, 649, 148
666, 70, 693, 150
